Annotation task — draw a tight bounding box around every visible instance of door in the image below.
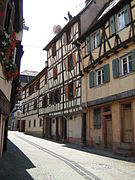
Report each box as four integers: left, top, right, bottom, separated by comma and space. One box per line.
106, 120, 112, 149
122, 104, 132, 143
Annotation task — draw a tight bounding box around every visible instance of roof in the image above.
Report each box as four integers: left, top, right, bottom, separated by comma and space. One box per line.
43, 0, 95, 51
21, 70, 39, 77
79, 0, 125, 42
22, 66, 48, 90
98, 0, 121, 20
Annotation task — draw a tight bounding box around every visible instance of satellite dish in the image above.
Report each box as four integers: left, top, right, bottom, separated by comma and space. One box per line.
53, 25, 62, 34
16, 110, 21, 117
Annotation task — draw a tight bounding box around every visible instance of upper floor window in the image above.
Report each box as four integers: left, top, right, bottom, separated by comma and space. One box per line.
52, 43, 56, 57
42, 95, 48, 108
33, 100, 37, 110
27, 104, 29, 112
29, 120, 31, 128
110, 4, 130, 35
67, 28, 71, 43
89, 64, 110, 88
68, 55, 73, 71
49, 91, 54, 105
91, 30, 100, 50
112, 50, 135, 78
121, 54, 132, 75
53, 65, 57, 80
54, 89, 61, 104
96, 68, 104, 85
45, 72, 48, 84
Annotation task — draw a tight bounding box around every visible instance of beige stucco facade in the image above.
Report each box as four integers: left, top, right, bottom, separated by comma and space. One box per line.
80, 0, 135, 155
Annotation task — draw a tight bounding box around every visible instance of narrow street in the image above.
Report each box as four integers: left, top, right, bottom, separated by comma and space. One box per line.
0, 132, 135, 180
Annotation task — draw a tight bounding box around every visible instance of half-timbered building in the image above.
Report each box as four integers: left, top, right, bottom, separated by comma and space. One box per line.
43, 0, 109, 144
21, 70, 45, 137
78, 0, 135, 155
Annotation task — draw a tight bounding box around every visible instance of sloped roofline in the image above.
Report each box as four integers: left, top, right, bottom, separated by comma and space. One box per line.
43, 0, 95, 51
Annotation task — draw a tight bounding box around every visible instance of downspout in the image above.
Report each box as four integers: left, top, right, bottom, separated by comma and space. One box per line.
60, 36, 67, 141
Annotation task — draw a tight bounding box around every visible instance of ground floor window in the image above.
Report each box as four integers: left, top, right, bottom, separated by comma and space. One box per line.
94, 108, 101, 129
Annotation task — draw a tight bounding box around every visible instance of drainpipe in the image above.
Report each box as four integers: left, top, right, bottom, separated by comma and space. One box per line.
61, 37, 67, 141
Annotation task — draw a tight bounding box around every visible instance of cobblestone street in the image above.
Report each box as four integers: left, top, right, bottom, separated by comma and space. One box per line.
0, 131, 135, 180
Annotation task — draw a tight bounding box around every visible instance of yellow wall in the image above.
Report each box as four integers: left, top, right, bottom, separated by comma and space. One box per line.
82, 44, 135, 103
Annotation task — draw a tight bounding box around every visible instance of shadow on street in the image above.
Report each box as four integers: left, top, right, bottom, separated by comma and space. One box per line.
0, 139, 35, 180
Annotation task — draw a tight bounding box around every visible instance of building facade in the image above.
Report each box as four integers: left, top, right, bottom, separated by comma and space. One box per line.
0, 0, 23, 161
11, 71, 37, 131
78, 0, 135, 155
21, 68, 47, 137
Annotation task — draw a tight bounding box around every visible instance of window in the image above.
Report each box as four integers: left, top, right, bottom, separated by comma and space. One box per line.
117, 4, 129, 31
42, 95, 48, 108
91, 30, 100, 50
28, 121, 30, 128
121, 54, 132, 75
29, 85, 34, 95
54, 89, 61, 104
67, 29, 71, 43
23, 105, 25, 114
49, 92, 54, 105
33, 100, 37, 110
45, 72, 48, 84
68, 82, 73, 100
4, 3, 12, 32
39, 119, 42, 127
112, 50, 135, 78
89, 64, 110, 88
94, 108, 101, 129
25, 90, 26, 98
52, 43, 56, 57
27, 104, 29, 112
68, 55, 73, 71
53, 65, 57, 80
96, 68, 104, 85
34, 119, 36, 127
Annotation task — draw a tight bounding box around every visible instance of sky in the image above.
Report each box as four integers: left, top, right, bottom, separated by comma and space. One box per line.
20, 0, 85, 73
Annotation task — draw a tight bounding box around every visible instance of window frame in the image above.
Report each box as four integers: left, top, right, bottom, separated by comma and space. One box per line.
68, 55, 73, 71
121, 54, 132, 76
96, 68, 104, 86
117, 9, 126, 31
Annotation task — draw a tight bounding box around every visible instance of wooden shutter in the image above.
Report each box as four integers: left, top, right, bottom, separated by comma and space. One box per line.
96, 29, 100, 46
110, 15, 115, 36
112, 58, 119, 78
65, 58, 68, 71
124, 4, 130, 26
65, 85, 69, 99
63, 33, 67, 45
42, 97, 45, 108
89, 71, 94, 88
104, 64, 110, 83
132, 49, 135, 71
52, 43, 56, 56
86, 36, 91, 53
73, 81, 76, 97
72, 52, 76, 67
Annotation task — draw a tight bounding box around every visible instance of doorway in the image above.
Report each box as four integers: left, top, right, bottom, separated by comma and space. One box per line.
122, 104, 132, 143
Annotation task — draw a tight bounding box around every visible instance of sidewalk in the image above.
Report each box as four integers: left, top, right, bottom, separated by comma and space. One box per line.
0, 139, 35, 180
